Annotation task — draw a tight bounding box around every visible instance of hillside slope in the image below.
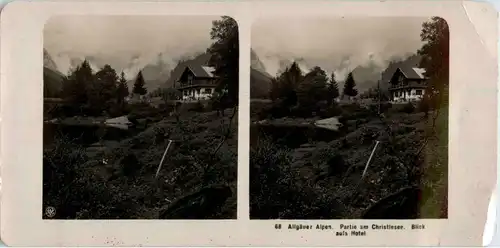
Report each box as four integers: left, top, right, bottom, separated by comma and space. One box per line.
250, 69, 273, 99
43, 108, 238, 219
250, 49, 273, 99
43, 67, 66, 98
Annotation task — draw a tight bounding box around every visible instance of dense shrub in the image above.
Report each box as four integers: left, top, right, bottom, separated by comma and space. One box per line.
368, 102, 392, 114
401, 102, 416, 114
289, 105, 313, 118
126, 103, 170, 126
417, 98, 430, 114
249, 102, 448, 219
317, 104, 343, 118
44, 108, 238, 219
250, 137, 349, 219
43, 135, 114, 218
188, 101, 205, 112
339, 103, 374, 121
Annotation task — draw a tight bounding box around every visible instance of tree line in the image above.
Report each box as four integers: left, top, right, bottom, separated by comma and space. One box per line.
267, 16, 448, 110
55, 60, 151, 117
269, 62, 360, 109
47, 15, 238, 118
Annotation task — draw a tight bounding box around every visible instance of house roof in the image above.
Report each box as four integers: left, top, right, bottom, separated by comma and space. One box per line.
185, 65, 217, 79
380, 55, 422, 84
165, 53, 212, 87
398, 66, 427, 80
201, 66, 216, 77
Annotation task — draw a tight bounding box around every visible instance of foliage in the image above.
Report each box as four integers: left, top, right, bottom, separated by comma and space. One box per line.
343, 72, 358, 98
61, 60, 94, 111
262, 63, 344, 118
368, 102, 393, 114
43, 134, 112, 219
150, 87, 182, 102
44, 110, 238, 219
117, 71, 130, 104
133, 70, 148, 96
418, 16, 449, 106
327, 72, 340, 105
250, 105, 448, 219
270, 62, 303, 107
247, 16, 450, 220
207, 16, 239, 108
189, 101, 205, 112
400, 102, 416, 114
250, 137, 348, 219
91, 64, 119, 112
57, 61, 133, 117
296, 66, 329, 108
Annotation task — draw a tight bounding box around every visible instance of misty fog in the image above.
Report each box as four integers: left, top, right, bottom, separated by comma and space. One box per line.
44, 15, 220, 79
251, 17, 429, 80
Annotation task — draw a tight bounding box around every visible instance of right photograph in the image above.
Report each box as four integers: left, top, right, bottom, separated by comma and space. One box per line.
250, 17, 449, 219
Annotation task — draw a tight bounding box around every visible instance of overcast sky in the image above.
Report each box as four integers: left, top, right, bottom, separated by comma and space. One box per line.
44, 15, 219, 76
252, 17, 429, 79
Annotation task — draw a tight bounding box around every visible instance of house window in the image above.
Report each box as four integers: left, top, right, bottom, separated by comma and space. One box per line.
205, 88, 212, 94
196, 89, 201, 95
416, 90, 423, 96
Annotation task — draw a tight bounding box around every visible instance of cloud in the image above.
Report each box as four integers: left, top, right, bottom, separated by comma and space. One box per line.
251, 17, 429, 80
44, 15, 220, 77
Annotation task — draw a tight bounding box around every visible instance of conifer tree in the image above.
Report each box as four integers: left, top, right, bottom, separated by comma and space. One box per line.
327, 72, 340, 104
343, 72, 358, 99
133, 70, 147, 96
117, 71, 129, 104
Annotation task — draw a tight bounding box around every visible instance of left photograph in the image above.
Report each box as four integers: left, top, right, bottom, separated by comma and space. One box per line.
43, 15, 239, 219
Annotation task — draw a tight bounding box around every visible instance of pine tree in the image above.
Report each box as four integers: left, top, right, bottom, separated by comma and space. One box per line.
297, 66, 328, 108
117, 71, 129, 105
271, 62, 303, 107
327, 72, 340, 105
95, 64, 119, 99
343, 72, 358, 99
133, 70, 147, 96
61, 60, 94, 115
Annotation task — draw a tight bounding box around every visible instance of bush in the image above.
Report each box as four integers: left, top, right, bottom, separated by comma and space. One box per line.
188, 101, 205, 112
250, 137, 349, 219
340, 103, 373, 121
318, 104, 343, 118
43, 135, 117, 219
401, 102, 416, 114
261, 101, 290, 119
417, 98, 430, 114
368, 102, 392, 114
127, 103, 163, 119
289, 105, 313, 118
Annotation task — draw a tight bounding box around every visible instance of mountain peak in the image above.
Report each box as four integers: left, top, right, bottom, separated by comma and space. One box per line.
43, 49, 59, 72
251, 49, 270, 76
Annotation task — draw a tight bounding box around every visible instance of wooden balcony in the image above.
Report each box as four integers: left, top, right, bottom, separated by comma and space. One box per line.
174, 80, 218, 90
